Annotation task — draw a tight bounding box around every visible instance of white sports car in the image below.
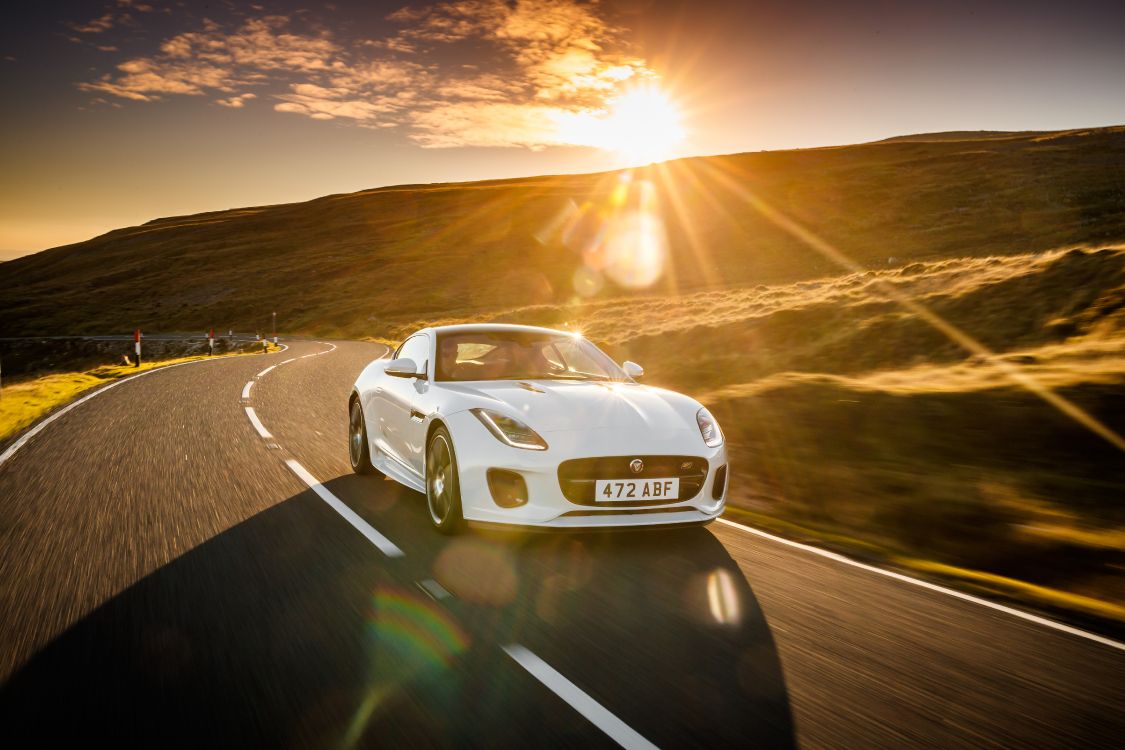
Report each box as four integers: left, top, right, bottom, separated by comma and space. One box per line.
348, 324, 727, 532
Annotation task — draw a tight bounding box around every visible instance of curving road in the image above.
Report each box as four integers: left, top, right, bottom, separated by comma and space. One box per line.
0, 340, 1122, 748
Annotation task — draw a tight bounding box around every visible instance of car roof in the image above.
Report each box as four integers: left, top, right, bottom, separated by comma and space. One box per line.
414, 323, 578, 338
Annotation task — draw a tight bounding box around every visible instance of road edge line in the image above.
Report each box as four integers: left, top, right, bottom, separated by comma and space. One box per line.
1, 357, 228, 469
715, 517, 1125, 652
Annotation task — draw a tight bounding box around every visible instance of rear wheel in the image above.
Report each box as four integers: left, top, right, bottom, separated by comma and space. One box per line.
426, 426, 464, 534
349, 398, 376, 475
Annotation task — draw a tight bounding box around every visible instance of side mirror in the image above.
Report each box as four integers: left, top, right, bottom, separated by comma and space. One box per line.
385, 357, 423, 379
623, 361, 644, 380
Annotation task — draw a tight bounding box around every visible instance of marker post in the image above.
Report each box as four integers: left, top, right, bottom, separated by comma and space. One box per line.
208, 328, 215, 356
134, 329, 142, 367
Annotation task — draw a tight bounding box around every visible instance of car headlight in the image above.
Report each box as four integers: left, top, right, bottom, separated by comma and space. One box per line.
471, 408, 549, 451
696, 407, 723, 447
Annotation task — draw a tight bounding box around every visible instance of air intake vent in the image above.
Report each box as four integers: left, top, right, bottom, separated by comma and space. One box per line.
712, 465, 727, 500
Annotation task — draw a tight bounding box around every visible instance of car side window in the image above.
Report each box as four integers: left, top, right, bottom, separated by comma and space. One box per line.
396, 335, 429, 373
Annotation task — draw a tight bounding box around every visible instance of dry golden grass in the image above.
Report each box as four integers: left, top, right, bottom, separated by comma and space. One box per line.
0, 348, 272, 443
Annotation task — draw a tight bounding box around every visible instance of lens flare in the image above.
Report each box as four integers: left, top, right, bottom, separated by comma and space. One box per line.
706, 568, 741, 626
539, 171, 671, 296
367, 586, 468, 669
344, 586, 469, 747
602, 206, 668, 288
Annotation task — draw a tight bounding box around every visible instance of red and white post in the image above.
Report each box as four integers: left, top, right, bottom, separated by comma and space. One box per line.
208, 328, 215, 356
133, 328, 142, 367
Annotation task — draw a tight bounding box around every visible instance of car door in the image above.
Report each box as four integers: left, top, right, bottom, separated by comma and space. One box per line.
376, 333, 431, 477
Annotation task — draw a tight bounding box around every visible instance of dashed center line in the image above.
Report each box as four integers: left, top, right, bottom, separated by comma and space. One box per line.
280, 358, 296, 365
244, 407, 273, 439
503, 645, 659, 750
284, 459, 404, 558
256, 365, 277, 377
244, 341, 654, 746
417, 578, 452, 601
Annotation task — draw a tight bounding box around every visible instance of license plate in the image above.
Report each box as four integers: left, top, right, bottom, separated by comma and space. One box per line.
595, 478, 680, 501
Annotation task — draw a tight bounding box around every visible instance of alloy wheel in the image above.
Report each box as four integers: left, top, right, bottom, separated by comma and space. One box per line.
427, 434, 452, 524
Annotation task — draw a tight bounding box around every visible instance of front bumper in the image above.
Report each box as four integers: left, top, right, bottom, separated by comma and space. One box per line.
445, 410, 727, 528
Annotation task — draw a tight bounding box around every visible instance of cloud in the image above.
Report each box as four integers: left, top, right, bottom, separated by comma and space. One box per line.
410, 101, 579, 149
70, 0, 155, 35
215, 92, 256, 108
72, 12, 117, 34
79, 16, 342, 101
77, 1, 662, 149
80, 57, 238, 99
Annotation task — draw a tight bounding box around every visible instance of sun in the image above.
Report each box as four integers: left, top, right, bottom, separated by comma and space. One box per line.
557, 85, 685, 165
602, 86, 685, 163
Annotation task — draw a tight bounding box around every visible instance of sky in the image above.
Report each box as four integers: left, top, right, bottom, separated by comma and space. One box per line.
2, 0, 1124, 259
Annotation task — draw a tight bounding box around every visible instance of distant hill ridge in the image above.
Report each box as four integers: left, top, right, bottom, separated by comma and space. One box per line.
2, 125, 1124, 337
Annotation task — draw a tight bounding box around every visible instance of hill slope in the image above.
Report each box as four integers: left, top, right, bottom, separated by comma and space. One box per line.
2, 126, 1124, 337
3, 126, 1125, 624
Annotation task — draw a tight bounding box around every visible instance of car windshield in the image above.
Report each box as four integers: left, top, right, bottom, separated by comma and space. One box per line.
435, 330, 628, 382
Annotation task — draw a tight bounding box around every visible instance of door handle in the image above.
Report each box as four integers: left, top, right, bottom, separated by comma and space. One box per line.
410, 409, 425, 421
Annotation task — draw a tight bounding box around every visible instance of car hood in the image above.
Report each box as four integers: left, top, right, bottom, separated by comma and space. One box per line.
439, 380, 698, 434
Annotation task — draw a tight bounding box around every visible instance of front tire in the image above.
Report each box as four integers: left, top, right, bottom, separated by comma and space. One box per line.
349, 398, 376, 475
426, 426, 464, 534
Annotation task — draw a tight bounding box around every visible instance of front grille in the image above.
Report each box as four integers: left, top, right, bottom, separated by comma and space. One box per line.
558, 455, 708, 506
562, 506, 693, 517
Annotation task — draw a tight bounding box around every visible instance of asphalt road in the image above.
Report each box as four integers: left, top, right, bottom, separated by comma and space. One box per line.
0, 339, 1121, 748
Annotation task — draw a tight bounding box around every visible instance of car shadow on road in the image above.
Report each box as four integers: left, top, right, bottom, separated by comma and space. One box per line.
0, 476, 795, 748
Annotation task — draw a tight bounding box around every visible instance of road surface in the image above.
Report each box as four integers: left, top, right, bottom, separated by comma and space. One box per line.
0, 340, 1121, 747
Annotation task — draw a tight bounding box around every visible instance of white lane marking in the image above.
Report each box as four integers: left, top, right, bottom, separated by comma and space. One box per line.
256, 365, 276, 378
244, 407, 273, 439
315, 341, 338, 354
716, 518, 1125, 652
285, 459, 404, 557
280, 358, 296, 365
299, 354, 317, 359
417, 578, 452, 601
241, 381, 254, 400
502, 645, 658, 750
0, 358, 226, 469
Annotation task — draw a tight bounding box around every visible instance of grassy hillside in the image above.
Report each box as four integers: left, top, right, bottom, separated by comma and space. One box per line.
2, 126, 1124, 337
3, 125, 1124, 625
